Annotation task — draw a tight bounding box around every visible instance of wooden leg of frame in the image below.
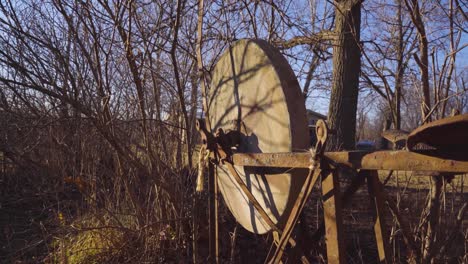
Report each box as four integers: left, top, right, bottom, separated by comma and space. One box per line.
321, 169, 346, 264
366, 170, 391, 264
208, 163, 219, 264
192, 195, 199, 264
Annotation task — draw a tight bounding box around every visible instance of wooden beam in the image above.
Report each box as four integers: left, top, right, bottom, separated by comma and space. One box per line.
231, 150, 468, 173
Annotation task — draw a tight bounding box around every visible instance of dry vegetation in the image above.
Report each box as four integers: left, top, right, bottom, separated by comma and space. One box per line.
0, 0, 466, 263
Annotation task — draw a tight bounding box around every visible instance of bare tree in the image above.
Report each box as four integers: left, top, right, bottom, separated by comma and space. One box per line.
327, 0, 363, 150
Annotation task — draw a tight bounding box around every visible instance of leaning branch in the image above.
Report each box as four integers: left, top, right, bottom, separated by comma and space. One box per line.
273, 31, 337, 49
196, 0, 210, 129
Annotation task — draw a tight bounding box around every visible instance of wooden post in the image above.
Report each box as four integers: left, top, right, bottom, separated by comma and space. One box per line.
192, 199, 198, 263
208, 163, 219, 263
366, 170, 391, 263
321, 169, 346, 264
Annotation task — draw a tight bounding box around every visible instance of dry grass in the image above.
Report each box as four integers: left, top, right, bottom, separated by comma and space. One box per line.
378, 170, 468, 192
1, 155, 466, 264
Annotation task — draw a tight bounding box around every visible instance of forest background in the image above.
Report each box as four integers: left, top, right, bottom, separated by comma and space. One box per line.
0, 0, 466, 263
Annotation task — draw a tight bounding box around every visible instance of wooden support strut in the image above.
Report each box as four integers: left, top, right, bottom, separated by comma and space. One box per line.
365, 170, 391, 263
207, 162, 219, 264
267, 164, 320, 264
321, 167, 346, 264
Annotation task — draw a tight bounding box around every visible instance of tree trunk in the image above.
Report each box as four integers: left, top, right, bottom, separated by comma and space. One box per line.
394, 0, 404, 130
404, 0, 431, 123
327, 0, 362, 150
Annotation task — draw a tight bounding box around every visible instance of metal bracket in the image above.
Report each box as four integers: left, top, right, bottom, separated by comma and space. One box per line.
196, 118, 241, 164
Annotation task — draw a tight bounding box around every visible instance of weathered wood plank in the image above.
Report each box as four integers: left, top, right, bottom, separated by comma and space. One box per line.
231, 150, 468, 173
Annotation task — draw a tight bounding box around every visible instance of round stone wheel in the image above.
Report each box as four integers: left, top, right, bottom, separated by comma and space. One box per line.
207, 39, 309, 234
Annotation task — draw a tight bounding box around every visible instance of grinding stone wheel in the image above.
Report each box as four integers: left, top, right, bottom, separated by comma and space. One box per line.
207, 39, 309, 234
